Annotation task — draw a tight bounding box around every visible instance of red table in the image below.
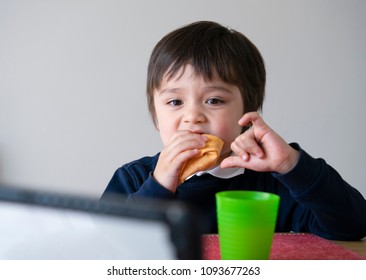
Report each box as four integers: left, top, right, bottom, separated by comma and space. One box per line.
201, 233, 366, 260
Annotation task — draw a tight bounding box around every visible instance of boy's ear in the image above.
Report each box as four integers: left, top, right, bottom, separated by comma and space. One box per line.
153, 117, 159, 131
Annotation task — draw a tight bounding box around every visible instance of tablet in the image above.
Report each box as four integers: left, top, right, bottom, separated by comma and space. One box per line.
0, 184, 203, 260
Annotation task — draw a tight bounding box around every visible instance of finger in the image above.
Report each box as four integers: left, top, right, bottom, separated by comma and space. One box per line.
231, 133, 264, 159
169, 130, 206, 144
173, 148, 200, 167
220, 155, 247, 169
238, 112, 272, 146
166, 132, 207, 155
238, 112, 268, 131
221, 153, 270, 172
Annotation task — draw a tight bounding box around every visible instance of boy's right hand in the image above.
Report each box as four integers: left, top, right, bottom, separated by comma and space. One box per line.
153, 131, 207, 193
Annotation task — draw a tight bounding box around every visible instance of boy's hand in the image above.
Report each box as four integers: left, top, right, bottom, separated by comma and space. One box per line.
221, 112, 299, 174
153, 131, 207, 193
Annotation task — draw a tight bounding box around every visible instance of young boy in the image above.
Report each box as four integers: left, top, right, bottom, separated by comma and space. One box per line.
102, 21, 366, 240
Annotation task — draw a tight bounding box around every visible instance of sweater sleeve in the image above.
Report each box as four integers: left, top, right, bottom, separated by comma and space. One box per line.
273, 143, 366, 240
101, 164, 176, 202
127, 172, 176, 201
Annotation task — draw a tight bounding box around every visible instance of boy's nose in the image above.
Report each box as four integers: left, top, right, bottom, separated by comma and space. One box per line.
183, 104, 206, 124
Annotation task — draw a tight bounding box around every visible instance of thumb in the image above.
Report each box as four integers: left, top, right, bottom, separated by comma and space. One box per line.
220, 155, 247, 169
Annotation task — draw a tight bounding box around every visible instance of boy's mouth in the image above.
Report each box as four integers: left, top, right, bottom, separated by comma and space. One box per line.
189, 130, 205, 135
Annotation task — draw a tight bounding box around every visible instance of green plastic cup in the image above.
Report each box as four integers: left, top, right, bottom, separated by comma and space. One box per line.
216, 190, 280, 260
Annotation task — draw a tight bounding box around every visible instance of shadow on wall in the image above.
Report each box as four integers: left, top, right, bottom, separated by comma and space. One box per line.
0, 155, 3, 182
0, 149, 4, 183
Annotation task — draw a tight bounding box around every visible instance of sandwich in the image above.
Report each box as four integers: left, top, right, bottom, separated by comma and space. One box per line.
179, 134, 224, 183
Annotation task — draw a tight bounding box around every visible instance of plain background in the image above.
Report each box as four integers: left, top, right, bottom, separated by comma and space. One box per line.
1, 0, 365, 198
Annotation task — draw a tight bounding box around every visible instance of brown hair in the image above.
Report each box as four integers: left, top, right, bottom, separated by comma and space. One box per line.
146, 21, 266, 126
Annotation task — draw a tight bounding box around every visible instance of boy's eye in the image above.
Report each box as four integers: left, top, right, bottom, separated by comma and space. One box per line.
206, 98, 224, 105
167, 99, 183, 106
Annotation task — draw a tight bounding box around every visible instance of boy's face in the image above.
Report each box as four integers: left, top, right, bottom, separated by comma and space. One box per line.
153, 64, 244, 160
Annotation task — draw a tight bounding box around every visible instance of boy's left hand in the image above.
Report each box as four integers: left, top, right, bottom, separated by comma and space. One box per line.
220, 112, 299, 174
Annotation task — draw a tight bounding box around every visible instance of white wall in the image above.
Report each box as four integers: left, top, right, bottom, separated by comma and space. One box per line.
1, 0, 365, 198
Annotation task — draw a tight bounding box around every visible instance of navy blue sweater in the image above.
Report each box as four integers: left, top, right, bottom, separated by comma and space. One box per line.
102, 144, 366, 240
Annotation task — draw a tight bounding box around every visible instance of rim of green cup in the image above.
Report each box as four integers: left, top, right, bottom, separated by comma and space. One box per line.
216, 190, 280, 202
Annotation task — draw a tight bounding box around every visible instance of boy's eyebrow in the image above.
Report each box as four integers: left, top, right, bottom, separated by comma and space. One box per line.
157, 85, 234, 95
157, 87, 183, 95
204, 85, 234, 94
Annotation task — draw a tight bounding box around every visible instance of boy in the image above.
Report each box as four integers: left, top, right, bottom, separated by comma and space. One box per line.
102, 21, 366, 240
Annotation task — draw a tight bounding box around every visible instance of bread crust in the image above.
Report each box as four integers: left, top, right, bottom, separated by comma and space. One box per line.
179, 134, 224, 183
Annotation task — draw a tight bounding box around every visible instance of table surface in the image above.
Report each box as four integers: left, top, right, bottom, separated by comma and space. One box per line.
201, 233, 366, 260
332, 238, 366, 256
